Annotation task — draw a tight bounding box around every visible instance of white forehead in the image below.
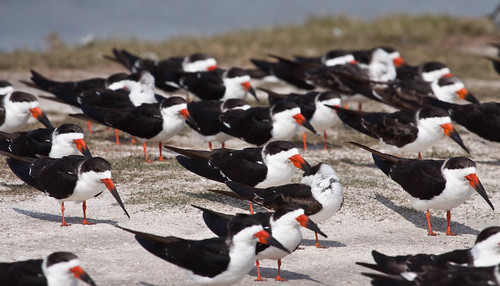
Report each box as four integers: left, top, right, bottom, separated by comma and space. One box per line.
0, 86, 14, 95
422, 68, 451, 82
324, 54, 355, 67
183, 58, 217, 72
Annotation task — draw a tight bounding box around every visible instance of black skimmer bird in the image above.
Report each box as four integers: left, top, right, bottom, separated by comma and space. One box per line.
293, 49, 358, 67
0, 90, 53, 132
164, 140, 311, 188
396, 61, 452, 82
262, 88, 341, 150
218, 100, 318, 146
72, 96, 195, 162
0, 123, 91, 158
426, 97, 500, 144
117, 215, 290, 285
357, 226, 500, 273
5, 154, 130, 226
107, 48, 218, 93
370, 76, 479, 110
211, 162, 343, 248
351, 46, 403, 82
186, 98, 251, 150
331, 106, 469, 158
350, 142, 494, 236
163, 67, 258, 101
193, 204, 326, 281
0, 251, 96, 286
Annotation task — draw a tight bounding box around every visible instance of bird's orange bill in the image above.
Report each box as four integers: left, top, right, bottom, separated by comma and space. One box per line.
100, 178, 130, 218
293, 113, 318, 135
288, 154, 311, 171
456, 88, 479, 103
179, 108, 199, 130
295, 214, 327, 238
440, 123, 469, 153
29, 107, 53, 128
242, 81, 259, 102
70, 265, 97, 286
73, 139, 92, 158
464, 173, 494, 210
393, 57, 405, 68
254, 230, 291, 254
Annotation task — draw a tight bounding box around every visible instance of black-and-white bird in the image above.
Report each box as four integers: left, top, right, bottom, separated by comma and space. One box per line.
212, 162, 343, 248
358, 226, 500, 285
5, 154, 130, 226
426, 97, 500, 144
262, 88, 342, 150
117, 215, 290, 285
193, 204, 326, 281
350, 142, 494, 236
0, 90, 53, 132
164, 140, 311, 188
0, 251, 96, 286
331, 106, 470, 158
396, 61, 452, 82
107, 48, 218, 93
218, 100, 318, 146
186, 98, 251, 150
0, 123, 91, 158
72, 96, 196, 162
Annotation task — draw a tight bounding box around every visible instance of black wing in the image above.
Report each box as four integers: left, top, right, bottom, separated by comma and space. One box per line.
34, 156, 82, 199
4, 128, 53, 157
363, 110, 418, 147
210, 147, 268, 186
187, 100, 224, 136
79, 88, 135, 108
219, 108, 273, 145
179, 70, 226, 100
0, 259, 46, 286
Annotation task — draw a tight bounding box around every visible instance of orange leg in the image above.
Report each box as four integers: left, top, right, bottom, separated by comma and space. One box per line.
275, 259, 287, 281
81, 201, 95, 225
87, 121, 93, 135
255, 260, 266, 281
208, 141, 213, 151
445, 210, 457, 236
426, 209, 438, 236
418, 152, 422, 159
249, 202, 255, 214
323, 131, 327, 150
131, 137, 137, 144
315, 232, 326, 248
302, 132, 307, 151
158, 142, 163, 161
60, 202, 70, 227
115, 129, 121, 145
143, 143, 152, 163
358, 102, 363, 110
221, 142, 225, 148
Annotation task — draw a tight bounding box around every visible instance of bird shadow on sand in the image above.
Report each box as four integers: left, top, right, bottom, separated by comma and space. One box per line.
13, 208, 117, 225
374, 194, 479, 236
248, 266, 327, 285
300, 238, 347, 248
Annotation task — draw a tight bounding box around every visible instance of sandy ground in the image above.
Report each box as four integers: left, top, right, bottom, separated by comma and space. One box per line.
0, 69, 499, 286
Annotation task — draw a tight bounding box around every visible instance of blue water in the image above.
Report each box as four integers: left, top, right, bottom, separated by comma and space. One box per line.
0, 0, 498, 52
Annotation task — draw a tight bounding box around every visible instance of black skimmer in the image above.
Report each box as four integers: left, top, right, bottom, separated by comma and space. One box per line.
212, 162, 343, 248
396, 61, 452, 82
426, 97, 500, 144
0, 123, 91, 158
107, 48, 218, 93
163, 67, 258, 101
370, 76, 479, 110
351, 46, 403, 81
331, 106, 469, 158
0, 90, 53, 132
350, 142, 494, 236
186, 98, 251, 150
72, 96, 196, 162
357, 226, 500, 274
117, 215, 290, 285
362, 263, 500, 286
262, 88, 341, 150
218, 100, 318, 146
164, 140, 311, 188
5, 154, 130, 226
0, 251, 96, 286
293, 49, 358, 67
193, 204, 326, 281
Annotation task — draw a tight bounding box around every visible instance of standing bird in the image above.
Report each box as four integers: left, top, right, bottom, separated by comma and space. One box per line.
164, 140, 311, 188
194, 204, 326, 281
107, 48, 218, 93
0, 123, 91, 158
330, 106, 469, 158
0, 90, 53, 132
262, 88, 341, 150
117, 215, 290, 286
212, 162, 343, 248
186, 98, 251, 150
4, 154, 130, 226
350, 142, 494, 236
0, 251, 96, 286
71, 97, 196, 162
218, 100, 318, 146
